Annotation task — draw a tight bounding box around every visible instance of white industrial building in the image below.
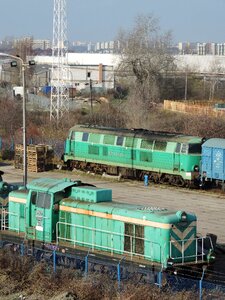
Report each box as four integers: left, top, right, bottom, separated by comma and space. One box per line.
33, 53, 225, 86
33, 53, 120, 91
2, 53, 225, 93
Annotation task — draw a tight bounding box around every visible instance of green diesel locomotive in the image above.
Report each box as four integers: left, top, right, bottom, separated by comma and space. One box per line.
63, 125, 204, 187
1, 177, 214, 270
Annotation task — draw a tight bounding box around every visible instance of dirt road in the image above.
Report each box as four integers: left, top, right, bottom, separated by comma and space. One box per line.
2, 164, 225, 243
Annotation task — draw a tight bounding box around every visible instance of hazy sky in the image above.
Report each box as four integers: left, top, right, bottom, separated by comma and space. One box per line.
1, 0, 225, 43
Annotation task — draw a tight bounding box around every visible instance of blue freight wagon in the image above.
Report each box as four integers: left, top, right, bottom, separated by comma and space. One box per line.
201, 138, 225, 187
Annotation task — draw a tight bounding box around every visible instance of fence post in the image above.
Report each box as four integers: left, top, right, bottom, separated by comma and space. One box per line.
20, 243, 24, 256
117, 257, 126, 291
85, 252, 89, 277
157, 271, 162, 288
199, 279, 203, 300
53, 250, 56, 273
199, 265, 207, 300
144, 174, 149, 186
117, 262, 121, 290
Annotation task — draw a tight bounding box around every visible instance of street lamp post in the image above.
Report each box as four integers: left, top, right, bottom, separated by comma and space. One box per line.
87, 72, 93, 121
90, 78, 93, 119
0, 53, 34, 187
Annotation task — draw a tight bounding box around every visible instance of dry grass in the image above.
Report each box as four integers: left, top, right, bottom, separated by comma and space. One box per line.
1, 249, 223, 300
0, 250, 210, 300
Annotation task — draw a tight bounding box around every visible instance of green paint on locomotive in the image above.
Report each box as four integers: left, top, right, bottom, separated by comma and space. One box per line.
59, 185, 198, 267
63, 125, 204, 181
8, 189, 28, 233
7, 178, 203, 268
8, 178, 83, 242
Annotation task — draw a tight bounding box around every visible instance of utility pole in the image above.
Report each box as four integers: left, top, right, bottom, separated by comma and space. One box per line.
50, 0, 70, 122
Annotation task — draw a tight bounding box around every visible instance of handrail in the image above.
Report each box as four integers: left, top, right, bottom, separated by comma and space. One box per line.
1, 209, 20, 233
169, 236, 212, 263
56, 221, 207, 266
56, 221, 160, 262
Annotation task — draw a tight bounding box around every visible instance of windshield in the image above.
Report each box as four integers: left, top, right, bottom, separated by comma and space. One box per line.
180, 143, 202, 154
188, 143, 202, 154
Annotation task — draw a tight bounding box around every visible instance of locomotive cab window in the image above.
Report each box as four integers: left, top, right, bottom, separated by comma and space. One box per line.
31, 191, 37, 205
175, 143, 181, 153
181, 143, 201, 154
70, 131, 76, 140
181, 144, 188, 154
116, 136, 124, 146
82, 132, 89, 142
188, 143, 201, 154
36, 192, 51, 209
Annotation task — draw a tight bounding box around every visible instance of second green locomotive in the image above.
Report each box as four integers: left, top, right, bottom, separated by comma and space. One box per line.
3, 177, 214, 270
63, 125, 205, 187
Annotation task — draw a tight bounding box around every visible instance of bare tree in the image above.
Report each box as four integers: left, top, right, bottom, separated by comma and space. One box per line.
207, 58, 225, 101
12, 37, 34, 62
116, 14, 175, 115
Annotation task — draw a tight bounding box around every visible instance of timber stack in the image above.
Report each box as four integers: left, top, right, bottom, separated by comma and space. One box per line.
14, 144, 54, 172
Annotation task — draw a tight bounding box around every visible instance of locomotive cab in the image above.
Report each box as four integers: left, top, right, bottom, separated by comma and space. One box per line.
25, 190, 62, 242
7, 178, 84, 243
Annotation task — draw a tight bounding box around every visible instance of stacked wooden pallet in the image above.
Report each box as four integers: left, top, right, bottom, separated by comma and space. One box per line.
14, 144, 55, 172
27, 145, 46, 172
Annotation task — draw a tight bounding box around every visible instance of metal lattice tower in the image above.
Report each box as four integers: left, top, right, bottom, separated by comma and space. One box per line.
50, 0, 70, 121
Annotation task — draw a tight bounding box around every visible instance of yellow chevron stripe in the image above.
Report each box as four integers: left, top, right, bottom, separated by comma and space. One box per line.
172, 222, 196, 239
60, 205, 172, 229
171, 234, 195, 252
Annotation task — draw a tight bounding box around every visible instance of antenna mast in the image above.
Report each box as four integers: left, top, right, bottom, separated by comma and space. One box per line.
50, 0, 70, 121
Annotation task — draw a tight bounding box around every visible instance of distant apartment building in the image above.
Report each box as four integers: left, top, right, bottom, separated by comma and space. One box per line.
91, 40, 120, 53
178, 42, 197, 54
197, 42, 225, 56
32, 39, 51, 50
11, 37, 51, 51
216, 43, 225, 56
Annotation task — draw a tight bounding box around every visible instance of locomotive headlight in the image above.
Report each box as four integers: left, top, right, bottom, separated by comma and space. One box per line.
176, 211, 187, 222
194, 165, 199, 172
181, 212, 187, 222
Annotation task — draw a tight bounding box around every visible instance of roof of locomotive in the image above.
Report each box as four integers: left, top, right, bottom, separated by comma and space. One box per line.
60, 197, 197, 224
26, 178, 82, 194
69, 124, 203, 144
202, 138, 225, 149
